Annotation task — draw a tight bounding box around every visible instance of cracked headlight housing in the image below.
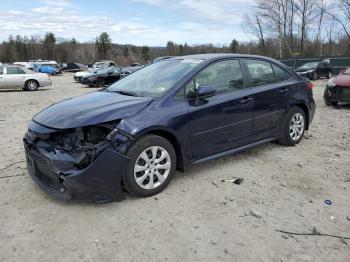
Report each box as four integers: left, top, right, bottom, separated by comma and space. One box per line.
106, 129, 133, 154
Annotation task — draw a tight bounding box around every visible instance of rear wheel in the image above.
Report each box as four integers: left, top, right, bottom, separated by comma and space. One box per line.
327, 72, 331, 79
123, 135, 176, 197
278, 107, 306, 146
25, 80, 39, 91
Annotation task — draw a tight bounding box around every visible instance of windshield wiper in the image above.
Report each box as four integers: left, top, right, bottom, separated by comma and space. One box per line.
111, 90, 141, 97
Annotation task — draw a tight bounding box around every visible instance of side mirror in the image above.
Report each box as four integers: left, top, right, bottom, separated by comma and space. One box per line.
196, 85, 216, 98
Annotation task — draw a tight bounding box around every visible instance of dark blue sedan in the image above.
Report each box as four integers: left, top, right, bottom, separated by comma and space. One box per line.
24, 54, 315, 202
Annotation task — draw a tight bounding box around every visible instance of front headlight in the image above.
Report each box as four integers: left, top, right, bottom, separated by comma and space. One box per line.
305, 69, 314, 74
327, 78, 336, 87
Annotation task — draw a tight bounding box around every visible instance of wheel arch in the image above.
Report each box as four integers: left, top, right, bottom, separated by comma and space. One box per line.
295, 103, 309, 130
24, 79, 40, 88
135, 127, 186, 172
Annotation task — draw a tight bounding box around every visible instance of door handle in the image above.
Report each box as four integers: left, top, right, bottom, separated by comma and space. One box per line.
240, 97, 253, 104
280, 88, 289, 93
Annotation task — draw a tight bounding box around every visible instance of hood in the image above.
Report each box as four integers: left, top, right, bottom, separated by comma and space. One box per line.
75, 71, 92, 77
33, 91, 153, 129
334, 74, 350, 87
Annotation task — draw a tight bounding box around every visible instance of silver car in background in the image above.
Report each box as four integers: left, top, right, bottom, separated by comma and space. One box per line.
0, 65, 52, 91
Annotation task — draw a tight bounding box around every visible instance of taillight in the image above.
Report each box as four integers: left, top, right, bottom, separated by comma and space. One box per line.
307, 82, 314, 89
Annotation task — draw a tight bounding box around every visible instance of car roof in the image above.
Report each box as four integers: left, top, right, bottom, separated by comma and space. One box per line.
2, 64, 20, 67
168, 53, 281, 62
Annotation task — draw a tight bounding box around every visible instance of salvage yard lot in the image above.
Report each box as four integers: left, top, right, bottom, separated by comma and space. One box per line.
0, 73, 349, 262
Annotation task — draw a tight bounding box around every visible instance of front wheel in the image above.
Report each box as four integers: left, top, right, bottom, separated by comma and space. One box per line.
95, 78, 105, 87
123, 135, 177, 197
278, 107, 306, 146
311, 72, 318, 80
327, 72, 331, 79
324, 87, 338, 106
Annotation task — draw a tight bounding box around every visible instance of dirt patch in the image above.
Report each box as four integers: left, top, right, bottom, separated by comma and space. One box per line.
0, 74, 349, 261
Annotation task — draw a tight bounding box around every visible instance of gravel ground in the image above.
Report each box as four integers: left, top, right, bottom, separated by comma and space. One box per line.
0, 73, 349, 262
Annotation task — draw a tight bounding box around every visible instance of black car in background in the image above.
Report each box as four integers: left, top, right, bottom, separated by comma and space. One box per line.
120, 64, 145, 78
295, 60, 332, 80
81, 66, 121, 87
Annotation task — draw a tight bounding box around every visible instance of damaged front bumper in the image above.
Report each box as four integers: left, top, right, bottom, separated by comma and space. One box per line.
23, 121, 132, 203
325, 85, 350, 102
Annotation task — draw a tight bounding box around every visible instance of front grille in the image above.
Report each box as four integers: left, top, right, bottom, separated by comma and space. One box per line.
26, 147, 63, 192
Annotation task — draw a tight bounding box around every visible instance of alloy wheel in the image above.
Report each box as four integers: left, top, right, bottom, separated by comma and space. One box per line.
289, 113, 305, 141
133, 146, 171, 190
27, 81, 38, 91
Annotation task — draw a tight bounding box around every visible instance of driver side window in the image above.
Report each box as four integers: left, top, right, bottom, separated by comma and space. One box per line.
186, 59, 244, 98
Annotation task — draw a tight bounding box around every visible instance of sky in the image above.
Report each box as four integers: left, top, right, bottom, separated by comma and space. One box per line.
0, 0, 255, 46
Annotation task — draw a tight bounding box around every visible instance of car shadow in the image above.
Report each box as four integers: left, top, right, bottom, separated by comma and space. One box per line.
334, 102, 350, 109
0, 89, 50, 93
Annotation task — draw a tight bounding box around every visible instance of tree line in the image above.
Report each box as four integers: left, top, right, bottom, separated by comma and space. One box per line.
0, 0, 349, 65
242, 0, 350, 58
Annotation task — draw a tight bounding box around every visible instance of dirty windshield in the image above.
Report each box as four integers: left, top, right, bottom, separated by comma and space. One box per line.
107, 59, 202, 97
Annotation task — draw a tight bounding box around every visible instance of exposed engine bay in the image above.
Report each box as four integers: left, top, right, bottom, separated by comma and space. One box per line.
25, 121, 133, 173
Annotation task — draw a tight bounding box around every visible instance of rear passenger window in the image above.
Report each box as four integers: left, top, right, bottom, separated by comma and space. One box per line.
272, 64, 287, 82
186, 59, 244, 98
246, 60, 275, 86
6, 67, 24, 74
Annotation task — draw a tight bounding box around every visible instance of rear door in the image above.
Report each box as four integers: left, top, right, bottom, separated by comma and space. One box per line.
186, 59, 254, 160
243, 59, 292, 139
5, 67, 26, 88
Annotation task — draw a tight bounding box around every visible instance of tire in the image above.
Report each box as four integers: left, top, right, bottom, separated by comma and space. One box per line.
95, 78, 105, 87
278, 107, 306, 146
312, 72, 318, 80
324, 87, 332, 106
327, 72, 331, 79
123, 135, 177, 197
25, 80, 39, 91
323, 87, 338, 106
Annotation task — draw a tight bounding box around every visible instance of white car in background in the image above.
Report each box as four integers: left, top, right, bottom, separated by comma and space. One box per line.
93, 60, 115, 69
73, 68, 100, 82
0, 65, 52, 91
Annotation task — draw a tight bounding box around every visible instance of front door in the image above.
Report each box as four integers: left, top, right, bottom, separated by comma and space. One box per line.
186, 59, 254, 160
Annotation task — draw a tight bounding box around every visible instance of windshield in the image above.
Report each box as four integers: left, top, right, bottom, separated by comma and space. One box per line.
107, 59, 202, 97
300, 62, 318, 69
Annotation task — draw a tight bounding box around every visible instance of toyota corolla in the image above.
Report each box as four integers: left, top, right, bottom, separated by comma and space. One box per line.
24, 54, 315, 202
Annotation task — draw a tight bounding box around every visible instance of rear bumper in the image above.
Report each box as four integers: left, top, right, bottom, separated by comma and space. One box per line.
24, 140, 129, 203
39, 79, 52, 87
309, 99, 316, 125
